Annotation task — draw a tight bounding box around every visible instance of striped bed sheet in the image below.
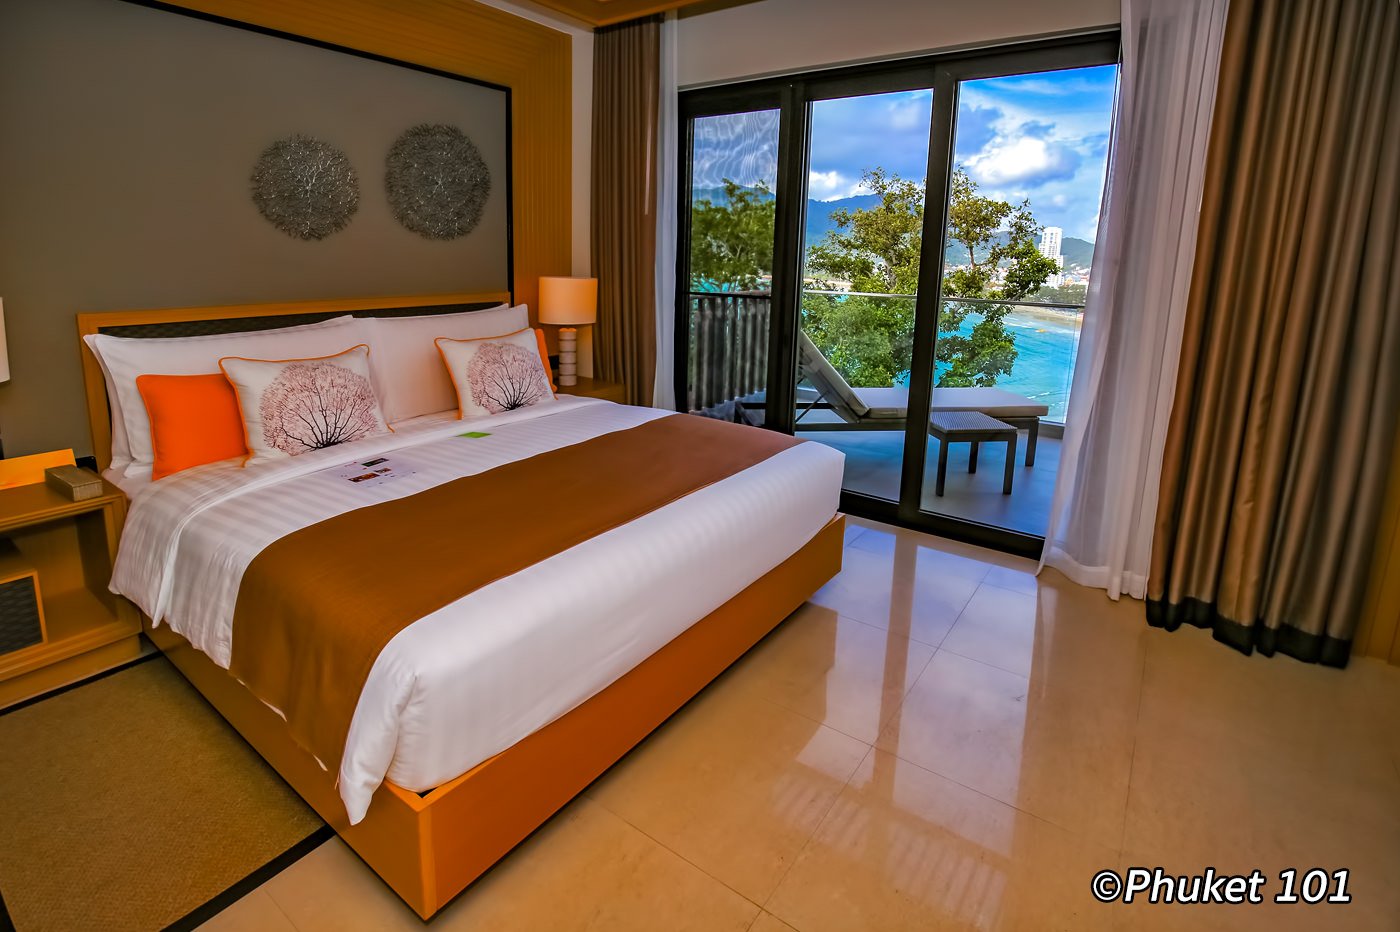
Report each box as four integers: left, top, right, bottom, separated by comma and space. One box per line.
110, 397, 844, 822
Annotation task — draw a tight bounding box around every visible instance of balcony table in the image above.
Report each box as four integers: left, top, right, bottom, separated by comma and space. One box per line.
928, 411, 1019, 496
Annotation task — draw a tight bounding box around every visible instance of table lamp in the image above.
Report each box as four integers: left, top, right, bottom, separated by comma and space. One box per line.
538, 276, 597, 387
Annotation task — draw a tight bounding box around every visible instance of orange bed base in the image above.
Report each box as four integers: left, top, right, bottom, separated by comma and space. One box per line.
144, 514, 844, 918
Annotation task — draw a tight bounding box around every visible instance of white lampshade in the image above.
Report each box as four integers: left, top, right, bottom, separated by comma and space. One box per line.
538, 276, 598, 326
0, 298, 9, 384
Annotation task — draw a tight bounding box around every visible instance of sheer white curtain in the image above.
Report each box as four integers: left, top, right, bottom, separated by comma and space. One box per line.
651, 12, 679, 409
1039, 0, 1230, 598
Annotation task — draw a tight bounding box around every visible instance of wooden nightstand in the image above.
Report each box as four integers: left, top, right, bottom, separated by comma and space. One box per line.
0, 479, 141, 707
557, 376, 627, 403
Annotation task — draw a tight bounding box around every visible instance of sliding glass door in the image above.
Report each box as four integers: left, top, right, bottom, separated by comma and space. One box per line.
678, 95, 784, 428
917, 64, 1118, 537
678, 34, 1120, 556
794, 89, 935, 505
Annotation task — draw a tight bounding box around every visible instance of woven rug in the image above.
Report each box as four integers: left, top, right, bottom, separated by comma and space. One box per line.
0, 654, 328, 931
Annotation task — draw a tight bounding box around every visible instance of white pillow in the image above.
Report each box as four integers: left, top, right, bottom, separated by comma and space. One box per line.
85, 344, 133, 472
436, 328, 556, 418
220, 344, 389, 464
363, 303, 526, 423
85, 315, 362, 475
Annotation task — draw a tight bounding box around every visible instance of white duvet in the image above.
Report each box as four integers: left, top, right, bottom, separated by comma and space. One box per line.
111, 398, 843, 823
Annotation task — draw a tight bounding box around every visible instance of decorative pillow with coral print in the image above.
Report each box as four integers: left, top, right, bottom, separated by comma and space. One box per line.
436, 327, 556, 419
219, 344, 390, 465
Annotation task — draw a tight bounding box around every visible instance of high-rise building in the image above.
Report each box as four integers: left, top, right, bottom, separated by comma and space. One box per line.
1040, 227, 1065, 287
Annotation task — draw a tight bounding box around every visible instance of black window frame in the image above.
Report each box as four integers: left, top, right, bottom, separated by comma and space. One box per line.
677, 30, 1121, 559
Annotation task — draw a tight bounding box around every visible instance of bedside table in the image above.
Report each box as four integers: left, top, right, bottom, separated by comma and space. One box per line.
0, 480, 141, 707
557, 376, 627, 403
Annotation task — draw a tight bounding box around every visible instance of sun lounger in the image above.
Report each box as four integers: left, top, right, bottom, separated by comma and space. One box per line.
794, 332, 1051, 466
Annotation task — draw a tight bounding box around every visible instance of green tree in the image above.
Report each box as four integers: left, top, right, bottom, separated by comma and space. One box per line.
806, 168, 925, 294
1033, 281, 1088, 306
688, 179, 775, 292
939, 169, 1059, 386
802, 169, 922, 386
803, 167, 1058, 388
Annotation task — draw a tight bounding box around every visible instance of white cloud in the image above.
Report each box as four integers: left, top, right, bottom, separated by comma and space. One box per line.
884, 96, 930, 131
807, 170, 868, 201
964, 136, 1081, 187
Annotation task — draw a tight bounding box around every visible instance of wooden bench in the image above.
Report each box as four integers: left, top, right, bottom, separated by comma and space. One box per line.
928, 411, 1018, 496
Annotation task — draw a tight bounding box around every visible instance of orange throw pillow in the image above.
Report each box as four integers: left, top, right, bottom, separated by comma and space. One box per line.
136, 373, 249, 480
534, 328, 557, 392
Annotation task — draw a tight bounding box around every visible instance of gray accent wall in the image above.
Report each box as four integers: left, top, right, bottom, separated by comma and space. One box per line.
0, 0, 510, 458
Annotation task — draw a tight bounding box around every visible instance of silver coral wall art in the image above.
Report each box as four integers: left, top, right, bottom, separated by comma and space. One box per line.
385, 124, 491, 240
251, 134, 360, 240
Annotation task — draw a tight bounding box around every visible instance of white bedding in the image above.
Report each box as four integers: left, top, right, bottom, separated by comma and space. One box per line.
111, 398, 843, 823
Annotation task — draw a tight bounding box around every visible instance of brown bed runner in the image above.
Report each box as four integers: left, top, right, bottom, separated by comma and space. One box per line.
228, 413, 802, 770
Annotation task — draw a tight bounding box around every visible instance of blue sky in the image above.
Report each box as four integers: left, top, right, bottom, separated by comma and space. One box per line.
693, 64, 1118, 242
951, 66, 1118, 240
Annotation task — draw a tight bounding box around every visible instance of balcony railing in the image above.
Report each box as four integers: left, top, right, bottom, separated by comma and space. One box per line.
688, 291, 771, 412
686, 289, 1086, 422
802, 290, 1087, 312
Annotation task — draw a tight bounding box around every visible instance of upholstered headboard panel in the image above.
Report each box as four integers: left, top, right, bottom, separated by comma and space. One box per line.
77, 291, 513, 469
96, 302, 503, 340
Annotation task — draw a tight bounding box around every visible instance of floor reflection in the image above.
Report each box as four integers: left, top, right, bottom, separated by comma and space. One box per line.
204, 516, 1400, 932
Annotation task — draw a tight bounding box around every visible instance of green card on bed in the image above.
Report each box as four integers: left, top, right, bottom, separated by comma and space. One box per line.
458, 431, 492, 438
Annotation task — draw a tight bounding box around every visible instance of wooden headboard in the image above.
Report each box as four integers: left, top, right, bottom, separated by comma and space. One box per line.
76, 291, 512, 471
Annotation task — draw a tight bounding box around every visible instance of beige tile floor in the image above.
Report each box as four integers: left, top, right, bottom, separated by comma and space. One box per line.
202, 516, 1400, 931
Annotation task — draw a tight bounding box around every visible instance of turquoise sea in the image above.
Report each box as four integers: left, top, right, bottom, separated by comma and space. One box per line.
824, 307, 1083, 422
695, 289, 1084, 423
802, 293, 1084, 423
937, 310, 1083, 423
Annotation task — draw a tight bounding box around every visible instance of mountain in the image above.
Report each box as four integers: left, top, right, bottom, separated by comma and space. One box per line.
692, 185, 771, 207
806, 199, 1096, 271
693, 188, 885, 255
692, 185, 1095, 270
804, 194, 882, 251
1060, 236, 1095, 271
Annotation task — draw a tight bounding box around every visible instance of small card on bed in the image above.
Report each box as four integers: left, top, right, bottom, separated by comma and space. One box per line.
458, 431, 491, 438
332, 456, 416, 487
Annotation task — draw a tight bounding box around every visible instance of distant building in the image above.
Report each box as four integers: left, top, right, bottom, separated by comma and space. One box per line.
1040, 227, 1065, 287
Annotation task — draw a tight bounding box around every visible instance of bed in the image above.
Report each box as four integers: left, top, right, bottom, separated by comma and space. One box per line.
77, 293, 845, 918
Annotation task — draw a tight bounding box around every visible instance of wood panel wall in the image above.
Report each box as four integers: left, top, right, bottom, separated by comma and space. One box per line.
161, 0, 573, 320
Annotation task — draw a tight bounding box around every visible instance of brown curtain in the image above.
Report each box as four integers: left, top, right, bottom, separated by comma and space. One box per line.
1148, 0, 1400, 666
592, 16, 660, 406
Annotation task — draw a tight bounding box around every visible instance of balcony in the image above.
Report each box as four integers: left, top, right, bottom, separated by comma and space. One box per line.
686, 290, 1083, 537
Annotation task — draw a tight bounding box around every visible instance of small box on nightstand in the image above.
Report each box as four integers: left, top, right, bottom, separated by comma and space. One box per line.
44, 465, 103, 502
